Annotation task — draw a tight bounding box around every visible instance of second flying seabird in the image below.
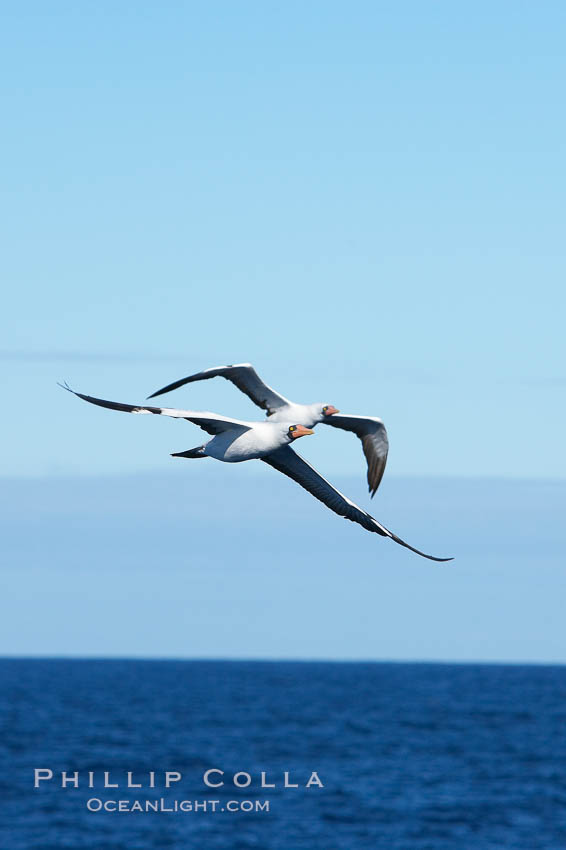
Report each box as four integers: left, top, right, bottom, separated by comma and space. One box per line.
147, 363, 389, 498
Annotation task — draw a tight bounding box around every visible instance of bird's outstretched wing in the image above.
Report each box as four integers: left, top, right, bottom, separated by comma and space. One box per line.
322, 414, 389, 497
147, 363, 290, 414
59, 383, 251, 435
261, 446, 452, 562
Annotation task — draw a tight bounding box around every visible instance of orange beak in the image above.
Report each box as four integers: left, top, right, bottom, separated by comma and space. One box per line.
324, 406, 340, 416
291, 425, 315, 438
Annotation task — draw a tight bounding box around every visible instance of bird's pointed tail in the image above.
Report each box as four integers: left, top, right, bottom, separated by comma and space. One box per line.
171, 447, 207, 459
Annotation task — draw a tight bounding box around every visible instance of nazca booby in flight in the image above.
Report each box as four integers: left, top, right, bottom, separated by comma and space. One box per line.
60, 384, 452, 563
148, 363, 389, 498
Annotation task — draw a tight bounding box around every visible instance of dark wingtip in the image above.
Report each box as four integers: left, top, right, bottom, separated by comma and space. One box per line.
147, 384, 175, 399
417, 552, 454, 563
146, 379, 186, 399
415, 554, 454, 563
389, 532, 454, 563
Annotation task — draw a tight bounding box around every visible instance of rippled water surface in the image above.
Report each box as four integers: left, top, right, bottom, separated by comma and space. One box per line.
2, 659, 566, 849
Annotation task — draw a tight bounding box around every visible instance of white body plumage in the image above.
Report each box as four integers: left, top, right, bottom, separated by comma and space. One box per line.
267, 403, 325, 428
204, 422, 298, 462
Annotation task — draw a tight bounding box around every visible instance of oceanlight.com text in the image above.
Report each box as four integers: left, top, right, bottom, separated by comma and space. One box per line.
86, 797, 270, 813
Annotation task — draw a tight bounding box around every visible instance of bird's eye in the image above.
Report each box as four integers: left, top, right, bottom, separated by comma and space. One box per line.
289, 426, 296, 432
323, 406, 328, 413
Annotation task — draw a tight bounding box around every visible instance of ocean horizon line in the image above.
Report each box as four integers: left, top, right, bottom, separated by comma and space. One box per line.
2, 655, 566, 668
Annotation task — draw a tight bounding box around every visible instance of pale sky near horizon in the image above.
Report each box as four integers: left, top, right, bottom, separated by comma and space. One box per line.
1, 1, 565, 480
2, 474, 565, 662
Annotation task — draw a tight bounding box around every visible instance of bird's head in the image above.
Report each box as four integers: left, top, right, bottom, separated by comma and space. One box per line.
321, 404, 340, 417
286, 424, 315, 441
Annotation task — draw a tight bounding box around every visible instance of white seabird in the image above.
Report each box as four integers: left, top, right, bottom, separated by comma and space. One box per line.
61, 384, 452, 563
147, 363, 389, 497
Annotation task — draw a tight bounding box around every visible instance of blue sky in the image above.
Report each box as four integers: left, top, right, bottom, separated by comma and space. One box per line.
1, 3, 565, 660
1, 1, 565, 479
2, 474, 565, 662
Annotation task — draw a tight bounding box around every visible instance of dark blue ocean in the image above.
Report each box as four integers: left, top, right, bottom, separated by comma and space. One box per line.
2, 660, 566, 849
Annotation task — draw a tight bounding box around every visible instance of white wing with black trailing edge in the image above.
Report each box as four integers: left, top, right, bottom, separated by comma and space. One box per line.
59, 384, 252, 435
